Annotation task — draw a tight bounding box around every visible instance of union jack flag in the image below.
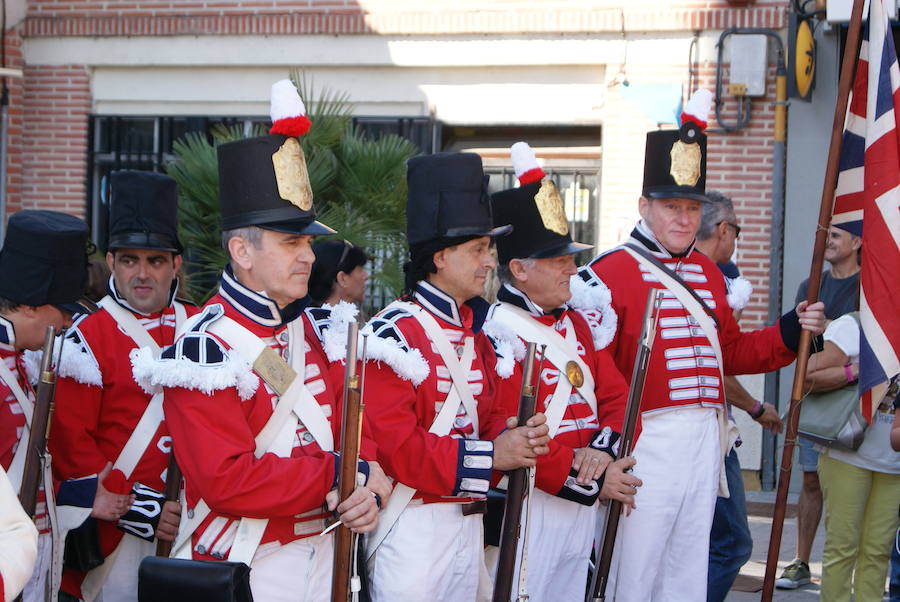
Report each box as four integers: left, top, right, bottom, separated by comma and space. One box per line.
832, 0, 900, 395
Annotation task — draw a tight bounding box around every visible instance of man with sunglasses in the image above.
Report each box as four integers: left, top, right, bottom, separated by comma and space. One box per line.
695, 190, 783, 601
574, 91, 825, 601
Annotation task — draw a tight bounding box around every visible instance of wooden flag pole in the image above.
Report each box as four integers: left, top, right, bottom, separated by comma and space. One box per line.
760, 0, 866, 598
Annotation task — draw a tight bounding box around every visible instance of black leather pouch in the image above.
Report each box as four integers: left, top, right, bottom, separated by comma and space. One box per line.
63, 518, 104, 573
137, 556, 253, 602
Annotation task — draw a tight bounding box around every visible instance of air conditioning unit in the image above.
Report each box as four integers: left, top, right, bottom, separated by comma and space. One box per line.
827, 0, 898, 22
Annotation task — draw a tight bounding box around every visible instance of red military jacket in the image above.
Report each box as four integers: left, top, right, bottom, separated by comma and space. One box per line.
0, 316, 48, 534
486, 283, 628, 505
361, 281, 511, 503
579, 223, 800, 434
147, 267, 373, 561
50, 281, 198, 596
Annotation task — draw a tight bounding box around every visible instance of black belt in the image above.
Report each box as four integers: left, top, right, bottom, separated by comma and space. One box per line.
461, 500, 487, 516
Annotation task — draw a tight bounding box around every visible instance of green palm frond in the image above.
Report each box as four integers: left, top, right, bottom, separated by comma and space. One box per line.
171, 73, 419, 308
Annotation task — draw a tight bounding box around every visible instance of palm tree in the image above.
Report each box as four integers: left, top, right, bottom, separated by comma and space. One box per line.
167, 73, 417, 306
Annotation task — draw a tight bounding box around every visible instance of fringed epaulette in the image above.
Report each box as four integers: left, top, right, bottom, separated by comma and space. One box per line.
567, 273, 618, 350
131, 304, 259, 401
306, 301, 359, 363
361, 305, 429, 387
21, 348, 42, 386
483, 316, 526, 379
56, 325, 103, 387
726, 276, 753, 311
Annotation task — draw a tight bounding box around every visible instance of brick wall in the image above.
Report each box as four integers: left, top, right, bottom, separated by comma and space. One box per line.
14, 0, 789, 329
18, 64, 90, 217
24, 0, 788, 36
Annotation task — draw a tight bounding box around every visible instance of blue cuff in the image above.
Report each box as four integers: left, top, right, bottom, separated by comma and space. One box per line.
452, 439, 494, 497
329, 452, 370, 488
555, 467, 603, 506
779, 308, 802, 352
588, 427, 621, 460
56, 476, 98, 509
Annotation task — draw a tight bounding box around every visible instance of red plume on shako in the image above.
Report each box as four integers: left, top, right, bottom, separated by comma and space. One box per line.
269, 79, 312, 137
510, 141, 546, 186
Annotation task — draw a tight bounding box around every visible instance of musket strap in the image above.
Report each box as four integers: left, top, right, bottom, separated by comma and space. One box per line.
492, 304, 597, 436
366, 301, 476, 560
0, 357, 34, 491
623, 246, 732, 497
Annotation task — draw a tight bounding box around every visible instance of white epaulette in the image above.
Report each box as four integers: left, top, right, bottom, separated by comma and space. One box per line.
318, 301, 359, 363
361, 305, 429, 387
726, 276, 753, 311
130, 305, 260, 401
567, 273, 618, 350
482, 316, 526, 379
56, 325, 103, 387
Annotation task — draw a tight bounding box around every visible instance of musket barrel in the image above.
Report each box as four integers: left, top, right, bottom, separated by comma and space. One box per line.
492, 342, 538, 602
17, 326, 57, 517
589, 289, 660, 601
332, 321, 363, 602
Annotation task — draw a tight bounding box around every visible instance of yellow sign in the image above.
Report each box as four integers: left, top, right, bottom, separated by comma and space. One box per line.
794, 19, 815, 99
271, 137, 313, 211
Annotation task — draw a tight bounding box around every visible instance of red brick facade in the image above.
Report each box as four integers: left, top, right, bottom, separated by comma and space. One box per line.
9, 0, 790, 329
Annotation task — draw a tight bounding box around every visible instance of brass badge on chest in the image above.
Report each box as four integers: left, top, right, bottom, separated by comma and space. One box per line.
565, 360, 584, 388
669, 140, 701, 187
253, 346, 295, 397
533, 180, 569, 236
271, 137, 313, 211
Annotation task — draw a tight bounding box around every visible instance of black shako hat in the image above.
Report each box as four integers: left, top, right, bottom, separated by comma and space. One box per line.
218, 134, 334, 235
641, 126, 708, 202
642, 89, 714, 203
492, 181, 592, 264
108, 170, 182, 253
218, 80, 334, 236
0, 210, 89, 308
406, 152, 511, 247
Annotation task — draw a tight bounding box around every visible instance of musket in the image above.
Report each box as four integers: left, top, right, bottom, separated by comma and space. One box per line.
331, 322, 367, 602
588, 288, 662, 602
155, 454, 182, 557
492, 342, 540, 602
17, 326, 60, 517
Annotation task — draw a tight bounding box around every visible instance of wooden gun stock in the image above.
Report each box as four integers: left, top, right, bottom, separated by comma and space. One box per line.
17, 327, 58, 517
492, 342, 539, 602
589, 288, 661, 602
331, 322, 365, 602
155, 454, 182, 557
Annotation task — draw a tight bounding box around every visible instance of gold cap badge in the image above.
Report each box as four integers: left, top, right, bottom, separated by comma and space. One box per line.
533, 179, 569, 236
669, 140, 701, 187
271, 137, 313, 211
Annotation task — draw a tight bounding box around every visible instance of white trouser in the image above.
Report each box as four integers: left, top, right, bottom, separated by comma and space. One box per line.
368, 502, 486, 602
501, 488, 596, 602
605, 407, 720, 602
95, 535, 155, 602
21, 532, 51, 602
248, 536, 334, 602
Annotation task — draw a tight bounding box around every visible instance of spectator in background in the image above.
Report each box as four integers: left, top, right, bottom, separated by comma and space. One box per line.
778, 226, 862, 589
695, 191, 784, 602
804, 315, 900, 601
308, 239, 370, 307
